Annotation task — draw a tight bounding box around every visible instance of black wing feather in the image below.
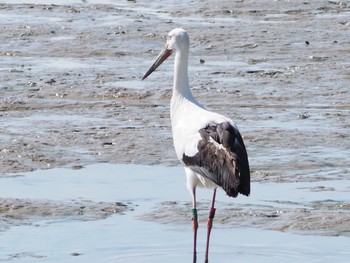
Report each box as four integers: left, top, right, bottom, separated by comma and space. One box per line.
182, 121, 250, 197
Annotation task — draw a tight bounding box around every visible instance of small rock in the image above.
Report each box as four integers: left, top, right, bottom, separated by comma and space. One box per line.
298, 112, 310, 119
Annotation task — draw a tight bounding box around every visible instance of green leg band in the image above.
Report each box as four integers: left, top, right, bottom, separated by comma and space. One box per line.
191, 208, 198, 220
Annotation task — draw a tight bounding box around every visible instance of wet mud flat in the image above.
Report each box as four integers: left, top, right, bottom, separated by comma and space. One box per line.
0, 0, 350, 262
1, 0, 349, 179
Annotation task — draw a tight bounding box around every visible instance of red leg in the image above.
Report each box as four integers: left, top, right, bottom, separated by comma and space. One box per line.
192, 208, 198, 263
204, 188, 217, 263
190, 187, 198, 263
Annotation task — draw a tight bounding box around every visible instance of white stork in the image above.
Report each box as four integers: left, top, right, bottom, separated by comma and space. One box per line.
142, 28, 250, 263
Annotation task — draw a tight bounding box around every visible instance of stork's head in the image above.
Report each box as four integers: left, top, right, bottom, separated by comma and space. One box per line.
165, 28, 189, 53
142, 28, 189, 80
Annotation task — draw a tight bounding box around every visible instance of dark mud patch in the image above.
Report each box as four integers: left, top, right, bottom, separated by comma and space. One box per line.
0, 198, 128, 231
140, 199, 350, 237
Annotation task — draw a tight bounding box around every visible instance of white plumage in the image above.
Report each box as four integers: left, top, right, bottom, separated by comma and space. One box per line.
143, 28, 250, 263
171, 100, 234, 188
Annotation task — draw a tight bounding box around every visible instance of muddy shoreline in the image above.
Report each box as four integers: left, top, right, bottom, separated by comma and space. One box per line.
1, 1, 350, 245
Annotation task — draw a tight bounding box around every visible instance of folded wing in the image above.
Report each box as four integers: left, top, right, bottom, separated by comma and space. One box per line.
182, 121, 250, 197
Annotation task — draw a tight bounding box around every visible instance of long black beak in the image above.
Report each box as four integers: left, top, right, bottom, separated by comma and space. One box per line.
142, 47, 173, 80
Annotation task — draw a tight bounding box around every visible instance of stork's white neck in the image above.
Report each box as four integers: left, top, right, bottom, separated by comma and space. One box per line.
173, 49, 192, 98
170, 48, 202, 123
171, 49, 193, 121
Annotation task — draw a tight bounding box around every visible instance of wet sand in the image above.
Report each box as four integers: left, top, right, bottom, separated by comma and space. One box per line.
1, 0, 350, 262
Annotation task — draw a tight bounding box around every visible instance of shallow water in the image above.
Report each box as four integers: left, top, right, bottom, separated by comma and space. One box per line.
1, 164, 350, 262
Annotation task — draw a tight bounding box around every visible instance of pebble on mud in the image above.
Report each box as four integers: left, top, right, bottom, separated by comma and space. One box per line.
298, 112, 310, 119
